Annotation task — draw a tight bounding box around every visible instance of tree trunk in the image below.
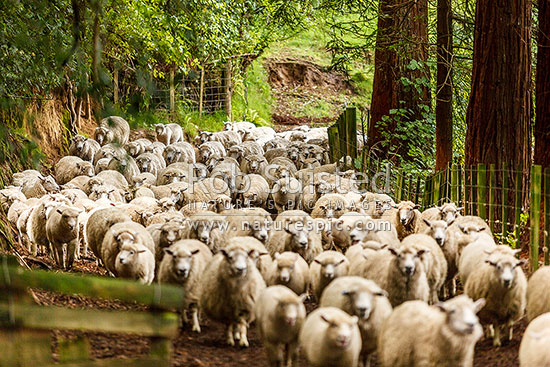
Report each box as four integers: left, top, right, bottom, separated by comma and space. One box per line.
465, 0, 531, 172
535, 0, 550, 168
368, 0, 431, 164
435, 0, 453, 170
91, 2, 103, 118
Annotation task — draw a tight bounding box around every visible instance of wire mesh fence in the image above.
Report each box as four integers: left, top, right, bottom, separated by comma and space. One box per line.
327, 107, 547, 271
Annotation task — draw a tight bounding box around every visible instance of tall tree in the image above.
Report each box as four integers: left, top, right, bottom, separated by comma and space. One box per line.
435, 0, 453, 170
465, 0, 532, 183
368, 0, 431, 164
535, 0, 550, 168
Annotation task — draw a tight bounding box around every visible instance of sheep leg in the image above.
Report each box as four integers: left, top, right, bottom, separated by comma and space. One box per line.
226, 324, 235, 346
486, 324, 495, 338
287, 341, 299, 367
493, 324, 502, 347
190, 304, 201, 333
237, 318, 249, 347
264, 342, 283, 367
507, 321, 514, 341
67, 240, 77, 269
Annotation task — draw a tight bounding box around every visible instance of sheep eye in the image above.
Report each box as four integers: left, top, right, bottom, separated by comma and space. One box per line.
130, 251, 135, 255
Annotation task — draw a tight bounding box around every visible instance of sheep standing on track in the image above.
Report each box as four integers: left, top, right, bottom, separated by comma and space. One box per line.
416, 202, 462, 232
223, 207, 272, 244
309, 251, 350, 300
311, 193, 349, 219
266, 252, 309, 295
402, 233, 448, 304
255, 286, 306, 367
158, 239, 213, 332
378, 295, 486, 367
526, 266, 550, 322
464, 250, 527, 346
94, 116, 130, 146
69, 135, 101, 162
418, 218, 458, 297
392, 200, 421, 240
154, 123, 184, 145
46, 205, 81, 269
114, 241, 155, 285
320, 276, 392, 367
519, 313, 550, 367
299, 307, 362, 367
200, 243, 266, 347
271, 177, 302, 213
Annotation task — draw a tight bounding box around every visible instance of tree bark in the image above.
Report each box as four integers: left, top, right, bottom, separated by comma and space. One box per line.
435, 0, 453, 170
534, 0, 550, 168
465, 0, 531, 172
368, 0, 431, 163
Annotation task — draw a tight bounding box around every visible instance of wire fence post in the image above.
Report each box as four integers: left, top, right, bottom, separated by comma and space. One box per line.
544, 167, 550, 265
385, 163, 391, 194
514, 167, 522, 243
530, 165, 542, 271
502, 163, 509, 243
489, 164, 496, 233
477, 164, 487, 219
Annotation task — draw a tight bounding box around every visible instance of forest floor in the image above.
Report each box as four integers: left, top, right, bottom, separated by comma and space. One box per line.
13, 245, 524, 367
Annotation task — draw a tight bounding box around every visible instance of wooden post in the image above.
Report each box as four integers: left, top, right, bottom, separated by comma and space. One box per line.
169, 65, 175, 112
464, 167, 470, 215
385, 163, 391, 194
502, 163, 509, 243
489, 164, 496, 233
225, 59, 232, 121
434, 171, 441, 206
451, 164, 458, 203
477, 164, 487, 219
199, 67, 205, 116
514, 167, 522, 243
544, 168, 550, 265
414, 175, 421, 204
530, 165, 542, 271
114, 68, 119, 104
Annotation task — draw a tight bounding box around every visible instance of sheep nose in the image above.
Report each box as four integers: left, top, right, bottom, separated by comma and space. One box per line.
405, 265, 414, 276
299, 240, 308, 249
400, 218, 407, 224
280, 275, 289, 283
259, 233, 267, 241
235, 266, 246, 275
357, 307, 368, 318
119, 258, 126, 265
199, 235, 209, 243
503, 279, 512, 288
177, 269, 189, 278
435, 238, 443, 245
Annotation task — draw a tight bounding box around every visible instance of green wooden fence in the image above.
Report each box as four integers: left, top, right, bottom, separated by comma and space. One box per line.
0, 255, 184, 367
328, 107, 547, 272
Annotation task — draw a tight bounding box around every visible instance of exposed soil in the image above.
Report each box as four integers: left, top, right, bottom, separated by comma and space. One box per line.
265, 58, 355, 127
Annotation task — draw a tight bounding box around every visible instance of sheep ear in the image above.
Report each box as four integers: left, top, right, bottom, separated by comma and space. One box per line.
57, 208, 63, 214
416, 249, 429, 257
314, 259, 321, 264
512, 249, 521, 256
387, 247, 400, 257
476, 226, 485, 232
299, 293, 308, 303
136, 250, 146, 254
457, 207, 464, 212
485, 259, 497, 267
220, 248, 229, 259
423, 218, 431, 227
474, 298, 486, 313
274, 252, 280, 259
320, 314, 333, 325
457, 224, 466, 233
516, 259, 527, 267
247, 249, 259, 259
335, 258, 346, 266
447, 219, 455, 226
163, 248, 174, 256
413, 204, 420, 209
190, 249, 200, 256
435, 302, 448, 313
375, 289, 388, 298
341, 290, 352, 297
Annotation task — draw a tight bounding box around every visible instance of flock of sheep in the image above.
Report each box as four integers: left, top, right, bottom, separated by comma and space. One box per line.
2, 115, 550, 367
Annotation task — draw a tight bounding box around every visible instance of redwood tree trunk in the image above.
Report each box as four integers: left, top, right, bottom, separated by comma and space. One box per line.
465, 0, 531, 177
435, 0, 453, 170
369, 0, 430, 163
534, 0, 550, 167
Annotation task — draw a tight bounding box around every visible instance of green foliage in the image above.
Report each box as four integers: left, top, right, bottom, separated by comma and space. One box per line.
495, 211, 529, 249
232, 59, 273, 125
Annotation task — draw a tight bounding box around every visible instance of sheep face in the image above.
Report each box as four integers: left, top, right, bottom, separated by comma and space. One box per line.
287, 147, 300, 164
198, 145, 214, 163
316, 257, 346, 281
72, 135, 86, 151
249, 221, 270, 243
163, 146, 177, 164
165, 248, 200, 279
154, 124, 166, 137
274, 253, 297, 283
438, 203, 463, 224
245, 156, 264, 173
457, 223, 486, 235
437, 296, 485, 335
485, 255, 526, 289
117, 244, 146, 266
192, 164, 208, 180
388, 247, 426, 278
371, 198, 393, 218
285, 221, 310, 251
136, 156, 153, 173
94, 126, 111, 145
159, 198, 177, 212
57, 207, 80, 232
423, 219, 448, 246
348, 219, 376, 245
198, 131, 212, 144
126, 142, 140, 157
41, 176, 61, 193
160, 222, 183, 246
275, 298, 304, 327
220, 248, 254, 278
396, 201, 419, 226
342, 287, 386, 320
115, 231, 137, 247
76, 162, 94, 177
227, 146, 243, 161
319, 313, 359, 349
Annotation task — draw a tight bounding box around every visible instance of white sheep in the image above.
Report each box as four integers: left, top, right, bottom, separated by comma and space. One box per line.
271, 177, 302, 213
157, 239, 213, 332
69, 135, 101, 162
310, 250, 350, 300
163, 142, 196, 164
255, 285, 306, 367
154, 123, 184, 145
266, 252, 310, 295
199, 243, 266, 347
84, 207, 132, 261
223, 207, 272, 244
237, 174, 270, 208
106, 155, 140, 184
125, 138, 153, 157
464, 250, 527, 346
402, 233, 448, 304
21, 175, 60, 198
391, 200, 421, 240
361, 193, 395, 219
94, 116, 130, 146
135, 152, 166, 176
378, 295, 486, 367
416, 202, 463, 232
114, 242, 156, 284
320, 276, 392, 367
181, 211, 228, 253
519, 312, 550, 367
147, 221, 186, 263
526, 266, 550, 322
46, 205, 81, 269
224, 236, 272, 281
311, 193, 349, 219
299, 307, 362, 367
458, 233, 503, 285
198, 141, 226, 163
